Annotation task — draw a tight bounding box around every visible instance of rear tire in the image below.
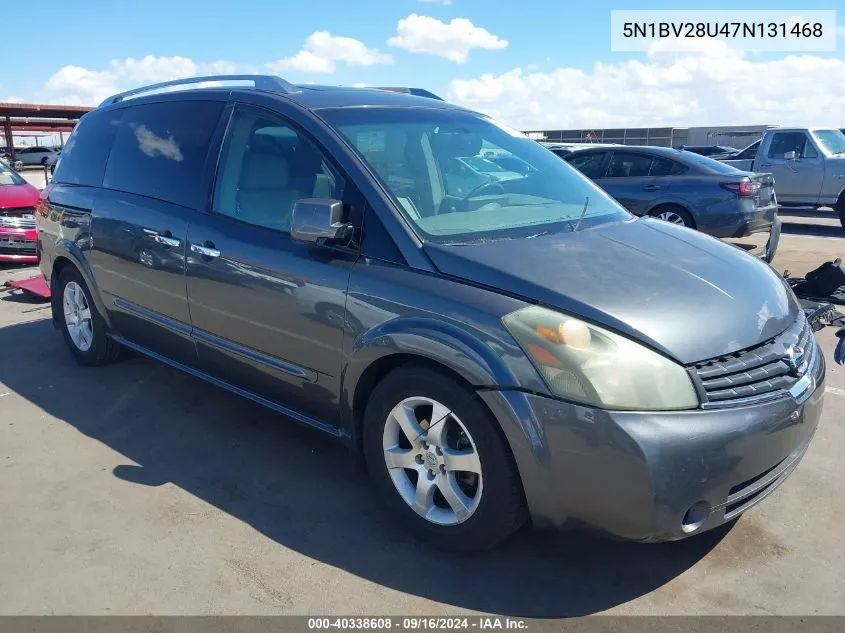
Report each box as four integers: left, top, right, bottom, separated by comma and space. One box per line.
363, 364, 526, 552
56, 267, 123, 366
648, 205, 695, 228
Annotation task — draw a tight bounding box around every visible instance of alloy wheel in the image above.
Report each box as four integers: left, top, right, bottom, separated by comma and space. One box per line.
382, 396, 483, 526
654, 210, 687, 225
63, 281, 94, 352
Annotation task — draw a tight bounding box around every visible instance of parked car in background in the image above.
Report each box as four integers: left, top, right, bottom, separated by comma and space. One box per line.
15, 146, 60, 166
747, 127, 845, 230
714, 139, 762, 171
0, 158, 40, 263
565, 146, 780, 260
542, 142, 622, 159
677, 145, 739, 157
39, 75, 824, 551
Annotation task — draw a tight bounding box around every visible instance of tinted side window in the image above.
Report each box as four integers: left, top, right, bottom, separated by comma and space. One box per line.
566, 152, 607, 178
649, 157, 676, 176
103, 101, 224, 208
213, 107, 346, 233
53, 110, 121, 187
606, 152, 652, 178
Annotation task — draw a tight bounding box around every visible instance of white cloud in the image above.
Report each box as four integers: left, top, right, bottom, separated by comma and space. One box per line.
388, 14, 507, 63
3, 96, 23, 103
42, 55, 232, 105
417, 0, 452, 5
838, 24, 845, 37
448, 39, 845, 129
267, 32, 393, 74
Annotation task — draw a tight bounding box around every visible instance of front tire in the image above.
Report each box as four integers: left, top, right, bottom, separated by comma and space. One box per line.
363, 364, 526, 552
56, 267, 122, 366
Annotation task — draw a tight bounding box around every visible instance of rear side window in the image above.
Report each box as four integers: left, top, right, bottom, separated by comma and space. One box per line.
649, 157, 687, 176
103, 101, 224, 208
606, 152, 652, 178
52, 110, 121, 187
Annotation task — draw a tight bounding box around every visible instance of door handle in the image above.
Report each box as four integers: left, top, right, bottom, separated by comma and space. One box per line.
759, 163, 773, 167
154, 235, 181, 248
190, 242, 221, 258
643, 184, 661, 192
142, 228, 181, 248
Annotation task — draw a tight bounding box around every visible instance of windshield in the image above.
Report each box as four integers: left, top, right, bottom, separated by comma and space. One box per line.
679, 150, 745, 174
813, 129, 845, 155
321, 108, 630, 242
0, 160, 25, 186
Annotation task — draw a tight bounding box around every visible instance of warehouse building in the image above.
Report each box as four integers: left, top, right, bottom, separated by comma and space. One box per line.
523, 124, 777, 150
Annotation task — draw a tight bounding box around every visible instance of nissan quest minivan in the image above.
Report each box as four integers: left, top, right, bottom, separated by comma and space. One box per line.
37, 76, 825, 551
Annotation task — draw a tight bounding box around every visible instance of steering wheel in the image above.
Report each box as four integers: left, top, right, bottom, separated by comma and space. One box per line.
463, 181, 505, 200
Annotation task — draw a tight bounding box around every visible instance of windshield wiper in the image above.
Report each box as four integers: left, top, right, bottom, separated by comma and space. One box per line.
573, 196, 590, 232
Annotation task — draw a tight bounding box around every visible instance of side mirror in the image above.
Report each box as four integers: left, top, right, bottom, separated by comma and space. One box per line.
290, 198, 353, 244
784, 151, 797, 161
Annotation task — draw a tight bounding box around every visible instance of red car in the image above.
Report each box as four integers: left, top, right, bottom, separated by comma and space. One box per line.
0, 160, 40, 264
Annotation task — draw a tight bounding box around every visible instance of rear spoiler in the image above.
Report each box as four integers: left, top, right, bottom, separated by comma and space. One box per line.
374, 87, 444, 101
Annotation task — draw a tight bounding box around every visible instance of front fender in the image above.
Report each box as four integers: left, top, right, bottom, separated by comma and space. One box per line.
340, 315, 549, 443
352, 316, 520, 387
50, 238, 112, 329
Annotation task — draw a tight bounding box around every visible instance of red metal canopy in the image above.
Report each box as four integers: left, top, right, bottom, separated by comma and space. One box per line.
1, 102, 94, 158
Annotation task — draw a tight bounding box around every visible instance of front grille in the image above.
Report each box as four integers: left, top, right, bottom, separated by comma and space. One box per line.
690, 314, 815, 407
0, 206, 37, 229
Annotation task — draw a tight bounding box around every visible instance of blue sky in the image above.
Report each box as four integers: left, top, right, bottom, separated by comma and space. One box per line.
2, 0, 844, 128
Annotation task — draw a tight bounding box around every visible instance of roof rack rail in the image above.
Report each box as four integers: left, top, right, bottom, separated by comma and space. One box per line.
98, 75, 298, 108
373, 87, 444, 101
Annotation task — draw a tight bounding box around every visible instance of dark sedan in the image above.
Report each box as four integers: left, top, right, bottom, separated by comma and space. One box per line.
565, 146, 780, 261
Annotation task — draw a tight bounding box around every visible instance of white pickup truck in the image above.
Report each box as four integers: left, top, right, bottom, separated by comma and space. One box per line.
736, 127, 845, 230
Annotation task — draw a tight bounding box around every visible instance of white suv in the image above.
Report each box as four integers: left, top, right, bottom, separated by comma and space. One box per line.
15, 147, 60, 166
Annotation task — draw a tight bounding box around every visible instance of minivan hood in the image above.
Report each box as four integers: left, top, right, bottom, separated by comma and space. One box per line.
424, 218, 799, 364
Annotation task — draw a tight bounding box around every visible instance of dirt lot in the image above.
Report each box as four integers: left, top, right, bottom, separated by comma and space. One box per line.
0, 212, 843, 617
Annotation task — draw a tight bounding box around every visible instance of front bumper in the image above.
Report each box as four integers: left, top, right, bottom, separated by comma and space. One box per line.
0, 227, 38, 263
479, 341, 825, 541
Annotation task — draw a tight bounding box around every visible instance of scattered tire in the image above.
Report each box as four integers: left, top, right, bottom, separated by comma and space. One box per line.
56, 266, 123, 366
648, 205, 695, 228
363, 364, 526, 552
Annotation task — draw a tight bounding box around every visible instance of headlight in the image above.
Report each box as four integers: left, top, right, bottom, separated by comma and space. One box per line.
503, 306, 699, 411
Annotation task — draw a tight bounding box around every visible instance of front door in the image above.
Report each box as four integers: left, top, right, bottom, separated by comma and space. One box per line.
185, 105, 357, 427
759, 131, 825, 202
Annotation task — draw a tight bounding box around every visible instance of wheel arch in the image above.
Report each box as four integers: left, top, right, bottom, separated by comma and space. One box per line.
342, 317, 543, 454
645, 201, 697, 229
49, 240, 111, 330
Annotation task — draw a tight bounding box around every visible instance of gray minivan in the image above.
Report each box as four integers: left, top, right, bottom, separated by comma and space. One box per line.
38, 76, 826, 551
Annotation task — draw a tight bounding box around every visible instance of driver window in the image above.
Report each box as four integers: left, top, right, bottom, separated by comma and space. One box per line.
768, 132, 809, 160
214, 107, 345, 233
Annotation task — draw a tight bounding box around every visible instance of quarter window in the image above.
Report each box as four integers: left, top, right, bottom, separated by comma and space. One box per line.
52, 109, 122, 187
213, 107, 345, 233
